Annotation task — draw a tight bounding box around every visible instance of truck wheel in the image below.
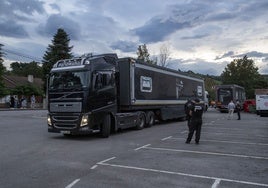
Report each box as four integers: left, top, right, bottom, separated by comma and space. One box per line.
136, 112, 146, 130
146, 111, 155, 127
101, 114, 111, 138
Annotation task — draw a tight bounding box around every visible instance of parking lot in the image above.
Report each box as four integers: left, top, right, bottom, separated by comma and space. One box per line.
0, 108, 267, 188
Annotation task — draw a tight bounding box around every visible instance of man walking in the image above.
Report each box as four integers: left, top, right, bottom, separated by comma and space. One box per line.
185, 98, 204, 144
227, 100, 235, 120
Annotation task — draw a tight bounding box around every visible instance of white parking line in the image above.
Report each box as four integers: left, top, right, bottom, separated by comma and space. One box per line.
90, 165, 98, 169
97, 157, 116, 164
211, 179, 221, 188
143, 146, 268, 160
98, 160, 268, 187
167, 137, 268, 146
161, 136, 172, 141
200, 131, 268, 139
134, 144, 151, 151
65, 179, 80, 188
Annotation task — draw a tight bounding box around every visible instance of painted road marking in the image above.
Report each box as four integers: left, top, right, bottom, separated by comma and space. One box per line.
199, 131, 268, 139
65, 179, 80, 188
167, 137, 268, 146
97, 158, 268, 187
211, 179, 221, 188
161, 136, 172, 141
134, 144, 151, 151
90, 165, 98, 169
98, 157, 116, 164
142, 146, 268, 160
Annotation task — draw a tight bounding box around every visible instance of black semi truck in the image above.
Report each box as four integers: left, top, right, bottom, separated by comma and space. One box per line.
47, 53, 205, 137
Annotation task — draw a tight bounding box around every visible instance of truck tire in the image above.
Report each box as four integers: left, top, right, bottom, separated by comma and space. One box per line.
136, 112, 146, 130
146, 111, 155, 127
101, 114, 111, 138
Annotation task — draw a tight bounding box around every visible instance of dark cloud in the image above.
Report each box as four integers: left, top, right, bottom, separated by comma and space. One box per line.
132, 2, 211, 43
0, 21, 28, 38
110, 40, 138, 53
49, 3, 60, 11
215, 51, 235, 60
133, 18, 190, 43
233, 51, 268, 58
181, 34, 208, 40
0, 0, 45, 21
206, 12, 236, 22
0, 0, 45, 38
168, 58, 225, 75
37, 14, 81, 40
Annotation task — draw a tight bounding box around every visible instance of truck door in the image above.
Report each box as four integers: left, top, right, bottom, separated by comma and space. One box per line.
91, 70, 116, 110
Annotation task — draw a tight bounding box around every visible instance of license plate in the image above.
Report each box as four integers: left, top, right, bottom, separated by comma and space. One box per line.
61, 130, 71, 134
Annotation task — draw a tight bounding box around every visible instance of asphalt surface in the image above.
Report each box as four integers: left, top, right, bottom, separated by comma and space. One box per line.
0, 108, 267, 188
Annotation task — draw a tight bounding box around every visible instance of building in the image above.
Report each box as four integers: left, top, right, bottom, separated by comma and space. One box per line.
0, 75, 44, 108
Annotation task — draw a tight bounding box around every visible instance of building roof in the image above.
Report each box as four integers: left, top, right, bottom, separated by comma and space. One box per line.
2, 75, 43, 89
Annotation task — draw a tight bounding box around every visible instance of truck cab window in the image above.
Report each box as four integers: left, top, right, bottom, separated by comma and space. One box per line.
94, 71, 114, 90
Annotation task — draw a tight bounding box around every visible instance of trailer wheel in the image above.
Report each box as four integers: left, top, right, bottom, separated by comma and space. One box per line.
146, 111, 155, 127
101, 114, 111, 138
136, 112, 146, 130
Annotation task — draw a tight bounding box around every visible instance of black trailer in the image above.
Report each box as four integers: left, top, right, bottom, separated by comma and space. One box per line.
47, 54, 205, 137
215, 84, 246, 112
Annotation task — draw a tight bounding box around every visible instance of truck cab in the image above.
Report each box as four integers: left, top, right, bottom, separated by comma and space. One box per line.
47, 54, 118, 137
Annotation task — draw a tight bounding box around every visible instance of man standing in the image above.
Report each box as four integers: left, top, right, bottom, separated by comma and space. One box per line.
31, 94, 36, 109
184, 99, 194, 130
236, 100, 241, 120
185, 98, 204, 144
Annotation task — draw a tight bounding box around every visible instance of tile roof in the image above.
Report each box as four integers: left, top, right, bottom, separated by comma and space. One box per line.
2, 75, 43, 89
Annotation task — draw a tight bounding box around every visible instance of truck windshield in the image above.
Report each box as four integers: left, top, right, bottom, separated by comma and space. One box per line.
218, 88, 232, 104
49, 71, 90, 90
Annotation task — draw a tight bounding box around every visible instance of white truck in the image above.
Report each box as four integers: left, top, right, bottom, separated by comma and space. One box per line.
255, 89, 268, 117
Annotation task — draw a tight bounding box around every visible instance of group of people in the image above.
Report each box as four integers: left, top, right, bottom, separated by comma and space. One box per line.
227, 100, 241, 120
9, 94, 36, 109
184, 98, 242, 144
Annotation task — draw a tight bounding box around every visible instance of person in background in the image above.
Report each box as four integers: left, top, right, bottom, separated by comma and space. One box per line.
185, 98, 204, 144
20, 95, 27, 109
236, 100, 241, 120
227, 100, 235, 120
31, 94, 36, 109
10, 96, 15, 108
184, 99, 194, 131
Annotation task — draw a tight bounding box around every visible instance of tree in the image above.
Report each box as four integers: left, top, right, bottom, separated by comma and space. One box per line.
42, 28, 73, 79
10, 84, 43, 96
0, 43, 8, 98
10, 61, 43, 78
158, 44, 170, 67
0, 44, 4, 64
221, 55, 267, 98
137, 44, 155, 64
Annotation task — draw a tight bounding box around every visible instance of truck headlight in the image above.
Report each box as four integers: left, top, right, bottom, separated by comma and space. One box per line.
80, 115, 88, 127
47, 115, 52, 126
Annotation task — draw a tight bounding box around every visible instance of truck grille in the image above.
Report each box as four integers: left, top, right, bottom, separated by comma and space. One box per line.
52, 115, 80, 129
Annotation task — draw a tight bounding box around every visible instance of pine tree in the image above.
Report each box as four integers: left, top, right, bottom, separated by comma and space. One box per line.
42, 28, 73, 79
0, 43, 8, 98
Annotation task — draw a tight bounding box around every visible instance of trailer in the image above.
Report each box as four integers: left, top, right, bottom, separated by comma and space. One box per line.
47, 54, 205, 137
255, 89, 268, 117
215, 84, 246, 112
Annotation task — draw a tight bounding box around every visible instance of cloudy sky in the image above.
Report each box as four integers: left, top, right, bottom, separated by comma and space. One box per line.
1, 0, 268, 75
